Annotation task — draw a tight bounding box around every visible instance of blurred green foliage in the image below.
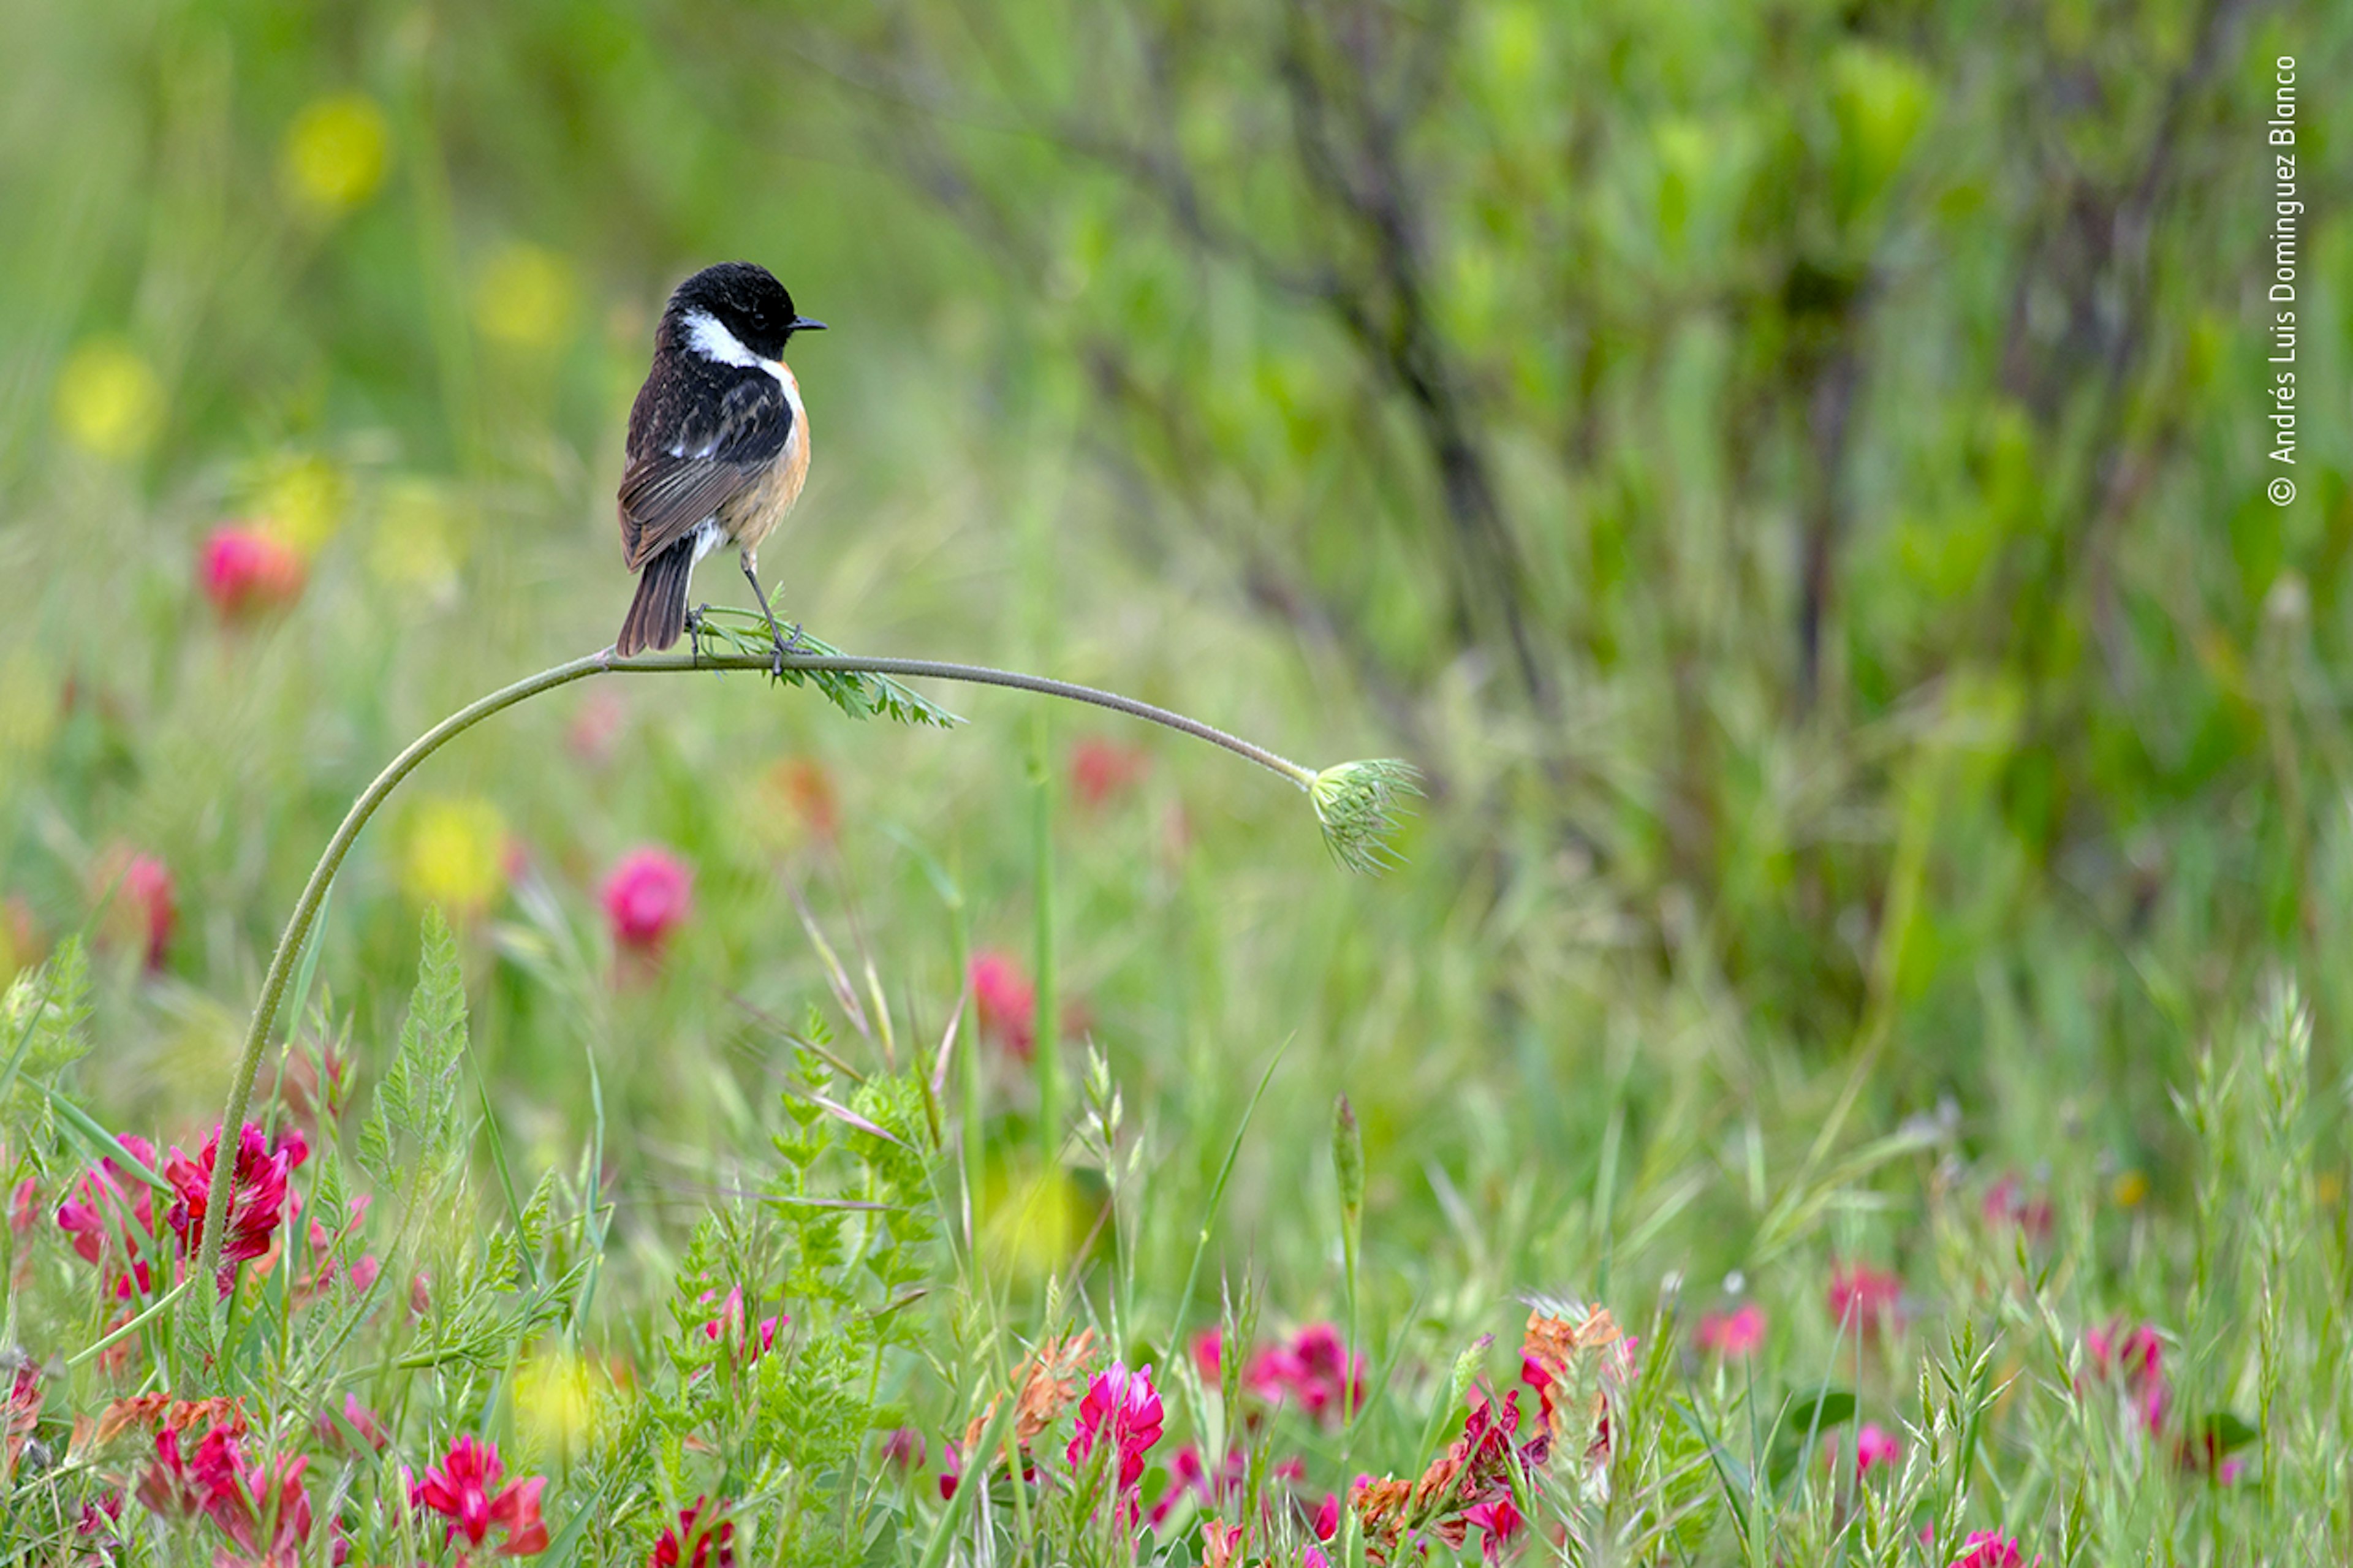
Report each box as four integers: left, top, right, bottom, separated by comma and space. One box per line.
0, 0, 2349, 1358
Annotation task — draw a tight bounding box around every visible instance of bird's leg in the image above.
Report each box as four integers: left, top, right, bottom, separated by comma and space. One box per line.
684, 604, 713, 667
739, 550, 803, 676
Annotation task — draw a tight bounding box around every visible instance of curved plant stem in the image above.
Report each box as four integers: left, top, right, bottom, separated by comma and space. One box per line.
199, 647, 1321, 1292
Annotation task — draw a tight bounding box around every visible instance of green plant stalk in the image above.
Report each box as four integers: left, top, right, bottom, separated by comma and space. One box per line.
197, 647, 1335, 1298
1031, 706, 1059, 1172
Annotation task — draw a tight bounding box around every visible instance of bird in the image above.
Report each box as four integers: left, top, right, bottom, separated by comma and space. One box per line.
613, 261, 825, 667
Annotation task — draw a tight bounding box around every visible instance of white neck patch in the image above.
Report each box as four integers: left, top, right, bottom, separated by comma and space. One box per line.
683, 307, 792, 393
683, 308, 759, 368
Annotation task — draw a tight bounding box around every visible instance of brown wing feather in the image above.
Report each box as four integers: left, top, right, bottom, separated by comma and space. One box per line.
618, 456, 754, 570
616, 369, 792, 569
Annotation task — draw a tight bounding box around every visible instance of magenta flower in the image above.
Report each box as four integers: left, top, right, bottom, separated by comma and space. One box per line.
1245, 1323, 1366, 1426
969, 950, 1036, 1062
315, 1393, 390, 1454
697, 1286, 784, 1366
56, 1132, 161, 1300
1463, 1496, 1524, 1564
1981, 1175, 2053, 1241
648, 1496, 736, 1567
1067, 1361, 1164, 1523
1948, 1530, 2023, 1568
879, 1427, 926, 1472
409, 1434, 550, 1557
2083, 1319, 2168, 1434
161, 1123, 308, 1295
1695, 1303, 1765, 1358
134, 1422, 317, 1565
1828, 1420, 1904, 1480
602, 847, 692, 955
120, 854, 177, 971
1827, 1261, 1903, 1336
199, 526, 306, 619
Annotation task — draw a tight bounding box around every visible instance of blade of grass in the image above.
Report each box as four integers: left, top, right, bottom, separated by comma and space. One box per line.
1167, 1038, 1291, 1423
67, 1277, 194, 1368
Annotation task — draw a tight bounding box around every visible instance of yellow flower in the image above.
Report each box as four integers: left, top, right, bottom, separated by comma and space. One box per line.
369, 479, 465, 604
474, 243, 578, 351
399, 796, 508, 915
515, 1350, 599, 1456
55, 340, 163, 460
281, 94, 391, 215
2110, 1170, 2148, 1209
980, 1155, 1085, 1282
254, 454, 348, 557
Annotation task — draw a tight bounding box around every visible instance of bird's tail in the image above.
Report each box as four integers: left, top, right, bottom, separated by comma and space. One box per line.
615, 538, 696, 656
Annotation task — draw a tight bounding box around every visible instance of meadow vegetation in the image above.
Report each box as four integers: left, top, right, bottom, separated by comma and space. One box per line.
1, 1, 2349, 1562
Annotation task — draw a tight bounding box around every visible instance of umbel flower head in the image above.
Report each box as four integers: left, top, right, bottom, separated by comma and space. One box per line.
1305, 760, 1421, 874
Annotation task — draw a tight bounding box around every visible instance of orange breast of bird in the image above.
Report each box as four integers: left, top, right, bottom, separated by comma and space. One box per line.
720, 363, 809, 553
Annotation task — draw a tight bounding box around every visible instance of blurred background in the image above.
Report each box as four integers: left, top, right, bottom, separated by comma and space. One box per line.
0, 0, 2347, 1298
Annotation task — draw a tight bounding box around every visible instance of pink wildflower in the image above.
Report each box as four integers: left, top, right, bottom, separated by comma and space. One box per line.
879, 1427, 926, 1472
1067, 1362, 1164, 1524
648, 1496, 735, 1567
199, 526, 306, 619
1070, 739, 1147, 809
1695, 1302, 1765, 1358
1190, 1327, 1224, 1384
124, 855, 176, 971
1827, 1261, 1903, 1336
1981, 1175, 2053, 1242
161, 1123, 308, 1295
602, 847, 693, 955
56, 1132, 162, 1300
697, 1286, 783, 1366
314, 1393, 390, 1454
1828, 1421, 1902, 1480
135, 1422, 317, 1565
2083, 1319, 2168, 1434
1314, 1491, 1339, 1541
1245, 1323, 1366, 1426
969, 950, 1036, 1062
1948, 1530, 2023, 1568
409, 1434, 550, 1558
1464, 1496, 1525, 1565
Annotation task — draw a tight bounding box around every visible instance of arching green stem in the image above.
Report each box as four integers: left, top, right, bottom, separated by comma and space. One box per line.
197, 646, 1346, 1293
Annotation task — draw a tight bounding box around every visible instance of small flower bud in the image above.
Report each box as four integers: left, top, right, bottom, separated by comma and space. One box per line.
1332, 1094, 1365, 1219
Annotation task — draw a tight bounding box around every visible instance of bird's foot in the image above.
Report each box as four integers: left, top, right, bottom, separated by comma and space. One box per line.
765, 624, 809, 678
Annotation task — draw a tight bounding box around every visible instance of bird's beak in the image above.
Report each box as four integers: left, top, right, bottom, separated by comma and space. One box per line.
790, 316, 827, 333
